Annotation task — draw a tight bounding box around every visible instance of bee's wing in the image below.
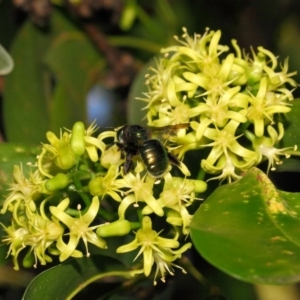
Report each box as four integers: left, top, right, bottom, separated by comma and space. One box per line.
147, 123, 189, 143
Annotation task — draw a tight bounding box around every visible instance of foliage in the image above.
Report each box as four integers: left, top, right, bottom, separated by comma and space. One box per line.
2, 1, 300, 300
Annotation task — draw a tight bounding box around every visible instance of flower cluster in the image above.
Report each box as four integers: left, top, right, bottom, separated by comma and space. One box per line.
1, 121, 205, 285
141, 27, 298, 182
1, 27, 298, 285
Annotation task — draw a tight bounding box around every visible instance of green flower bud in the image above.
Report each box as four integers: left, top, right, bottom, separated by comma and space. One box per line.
45, 173, 69, 191
192, 179, 207, 193
70, 121, 86, 156
54, 136, 76, 170
88, 177, 105, 196
96, 219, 131, 237
22, 250, 35, 268
165, 209, 183, 226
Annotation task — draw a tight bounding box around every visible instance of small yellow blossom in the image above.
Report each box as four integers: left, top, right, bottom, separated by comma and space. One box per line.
1, 165, 46, 216
89, 165, 122, 201
49, 196, 107, 262
116, 169, 164, 217
117, 216, 192, 284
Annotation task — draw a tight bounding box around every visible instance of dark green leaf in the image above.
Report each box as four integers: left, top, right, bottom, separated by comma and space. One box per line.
128, 58, 158, 125
281, 99, 300, 148
3, 21, 50, 143
3, 8, 106, 142
272, 157, 300, 173
22, 255, 132, 300
190, 167, 300, 284
44, 10, 105, 132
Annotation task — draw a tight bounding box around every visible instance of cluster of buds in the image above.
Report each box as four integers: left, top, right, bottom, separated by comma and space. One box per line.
141, 28, 298, 182
1, 121, 205, 285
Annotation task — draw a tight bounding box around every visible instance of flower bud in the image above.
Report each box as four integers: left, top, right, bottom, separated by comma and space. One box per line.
22, 251, 35, 268
45, 173, 69, 191
55, 138, 76, 169
88, 177, 105, 196
96, 219, 131, 237
192, 179, 207, 193
70, 121, 86, 156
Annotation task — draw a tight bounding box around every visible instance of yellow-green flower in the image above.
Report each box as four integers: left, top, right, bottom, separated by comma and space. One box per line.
49, 196, 107, 262
141, 174, 205, 234
42, 131, 76, 171
25, 214, 64, 267
1, 221, 28, 270
247, 77, 291, 137
83, 121, 106, 162
1, 165, 46, 216
89, 165, 122, 201
141, 58, 181, 109
203, 152, 256, 183
148, 99, 202, 127
117, 216, 191, 284
116, 168, 164, 217
246, 124, 297, 173
202, 119, 257, 168
263, 57, 298, 90
166, 28, 229, 77
100, 144, 123, 169
143, 174, 202, 212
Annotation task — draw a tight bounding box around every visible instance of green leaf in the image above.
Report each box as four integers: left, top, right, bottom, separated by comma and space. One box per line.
278, 18, 300, 87
22, 255, 133, 300
274, 99, 300, 174
3, 20, 50, 143
128, 58, 157, 125
281, 99, 300, 148
190, 167, 300, 284
3, 8, 106, 143
0, 143, 41, 201
44, 10, 105, 132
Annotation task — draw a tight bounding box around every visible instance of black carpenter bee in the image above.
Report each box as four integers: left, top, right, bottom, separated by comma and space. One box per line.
115, 124, 189, 178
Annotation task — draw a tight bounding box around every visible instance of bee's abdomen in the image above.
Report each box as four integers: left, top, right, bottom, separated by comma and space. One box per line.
139, 139, 169, 178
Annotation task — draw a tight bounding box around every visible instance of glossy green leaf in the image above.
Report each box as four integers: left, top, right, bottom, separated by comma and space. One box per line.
22, 255, 133, 300
3, 20, 50, 143
0, 143, 41, 201
190, 167, 300, 284
272, 157, 300, 173
274, 99, 300, 174
281, 99, 300, 148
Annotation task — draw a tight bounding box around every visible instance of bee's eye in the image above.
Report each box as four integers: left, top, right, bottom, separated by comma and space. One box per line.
116, 128, 125, 142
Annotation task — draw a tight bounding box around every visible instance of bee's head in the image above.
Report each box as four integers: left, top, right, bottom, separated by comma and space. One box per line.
115, 125, 128, 143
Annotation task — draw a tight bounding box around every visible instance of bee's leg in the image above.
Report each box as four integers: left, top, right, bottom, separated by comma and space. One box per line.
114, 142, 126, 159
124, 152, 134, 174
167, 152, 181, 166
